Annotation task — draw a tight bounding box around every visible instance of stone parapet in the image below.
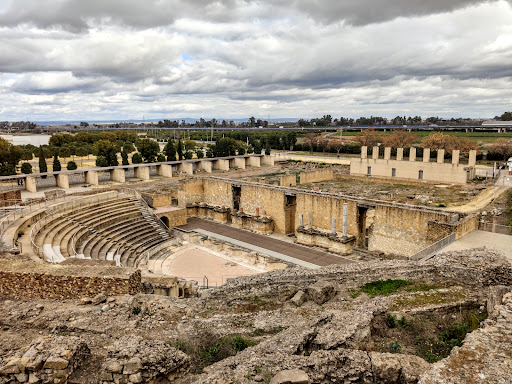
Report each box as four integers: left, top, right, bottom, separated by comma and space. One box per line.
296, 226, 356, 254
231, 211, 274, 234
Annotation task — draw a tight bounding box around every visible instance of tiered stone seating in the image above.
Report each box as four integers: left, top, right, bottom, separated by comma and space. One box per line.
31, 192, 174, 267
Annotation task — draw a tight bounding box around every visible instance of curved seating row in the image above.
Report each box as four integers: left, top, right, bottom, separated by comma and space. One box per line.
31, 193, 175, 267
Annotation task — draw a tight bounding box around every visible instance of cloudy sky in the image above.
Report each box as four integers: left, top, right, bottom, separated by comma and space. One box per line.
0, 0, 511, 122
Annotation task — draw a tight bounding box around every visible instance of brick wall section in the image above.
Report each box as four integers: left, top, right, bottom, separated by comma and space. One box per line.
0, 261, 141, 300
299, 168, 333, 184
0, 189, 21, 206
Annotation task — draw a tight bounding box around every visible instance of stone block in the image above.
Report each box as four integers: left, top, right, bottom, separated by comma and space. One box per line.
290, 290, 307, 306
270, 369, 310, 384
307, 280, 335, 305
42, 357, 68, 370
123, 357, 142, 375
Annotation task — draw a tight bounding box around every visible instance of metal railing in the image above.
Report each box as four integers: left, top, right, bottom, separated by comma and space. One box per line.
479, 221, 512, 236
411, 232, 457, 262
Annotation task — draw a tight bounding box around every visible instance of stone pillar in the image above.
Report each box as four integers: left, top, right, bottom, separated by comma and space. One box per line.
384, 147, 391, 160
437, 149, 445, 164
299, 214, 303, 227
246, 156, 261, 167
342, 203, 348, 237
157, 164, 173, 178
199, 160, 213, 173
409, 147, 416, 162
396, 148, 404, 161
178, 162, 194, 175
25, 177, 37, 193
468, 150, 477, 167
331, 217, 336, 234
85, 171, 99, 186
361, 146, 368, 159
423, 148, 430, 163
308, 212, 313, 227
213, 159, 229, 171
372, 146, 379, 160
230, 157, 246, 169
452, 150, 460, 165
134, 166, 150, 180
110, 168, 126, 183
56, 173, 69, 189
261, 155, 274, 166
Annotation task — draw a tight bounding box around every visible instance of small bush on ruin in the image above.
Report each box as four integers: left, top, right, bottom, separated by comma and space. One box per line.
132, 306, 141, 315
386, 314, 397, 328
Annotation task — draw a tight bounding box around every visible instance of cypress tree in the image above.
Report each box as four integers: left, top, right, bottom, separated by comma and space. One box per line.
52, 154, 61, 171
38, 146, 47, 173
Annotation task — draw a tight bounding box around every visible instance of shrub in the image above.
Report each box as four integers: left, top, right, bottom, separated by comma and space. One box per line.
157, 154, 166, 162
131, 153, 143, 164
66, 161, 77, 170
184, 151, 193, 159
386, 314, 397, 328
95, 155, 109, 167
21, 163, 32, 174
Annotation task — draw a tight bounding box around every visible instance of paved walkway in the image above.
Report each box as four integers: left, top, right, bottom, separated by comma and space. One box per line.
440, 230, 512, 262
178, 217, 353, 268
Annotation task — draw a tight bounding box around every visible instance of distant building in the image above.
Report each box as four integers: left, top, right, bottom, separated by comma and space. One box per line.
482, 120, 512, 126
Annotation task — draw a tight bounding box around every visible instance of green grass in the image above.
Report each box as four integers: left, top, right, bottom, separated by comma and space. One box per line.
359, 279, 413, 297
332, 131, 512, 144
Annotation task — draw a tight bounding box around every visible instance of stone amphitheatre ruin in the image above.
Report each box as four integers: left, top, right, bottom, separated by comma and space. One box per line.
0, 148, 511, 383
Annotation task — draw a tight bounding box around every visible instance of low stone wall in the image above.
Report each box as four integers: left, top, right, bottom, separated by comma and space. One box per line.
231, 211, 274, 234
0, 189, 21, 206
0, 336, 89, 384
296, 226, 356, 254
156, 208, 187, 228
280, 174, 297, 187
427, 213, 480, 242
299, 168, 333, 184
0, 261, 141, 300
142, 192, 174, 207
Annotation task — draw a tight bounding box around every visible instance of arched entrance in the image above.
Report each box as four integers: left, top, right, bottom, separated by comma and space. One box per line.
160, 216, 170, 228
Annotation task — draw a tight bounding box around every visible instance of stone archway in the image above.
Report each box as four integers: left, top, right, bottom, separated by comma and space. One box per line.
161, 216, 170, 228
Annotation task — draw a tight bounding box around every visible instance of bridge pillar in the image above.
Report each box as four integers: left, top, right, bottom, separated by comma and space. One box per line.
468, 150, 477, 167
261, 155, 274, 166
85, 171, 99, 186
134, 166, 150, 180
110, 168, 125, 183
396, 148, 404, 161
157, 164, 173, 177
409, 147, 416, 162
213, 159, 229, 171
198, 161, 213, 173
230, 157, 246, 169
56, 174, 69, 189
372, 146, 379, 160
423, 148, 430, 163
361, 146, 368, 159
25, 177, 37, 193
246, 156, 261, 167
178, 162, 194, 175
452, 150, 460, 165
384, 147, 391, 160
437, 149, 445, 164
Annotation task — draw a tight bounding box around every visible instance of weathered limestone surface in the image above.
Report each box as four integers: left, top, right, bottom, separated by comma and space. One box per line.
0, 336, 89, 384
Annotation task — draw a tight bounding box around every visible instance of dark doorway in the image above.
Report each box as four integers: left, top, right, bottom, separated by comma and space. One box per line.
358, 206, 368, 248
232, 185, 242, 211
161, 216, 170, 228
284, 194, 297, 235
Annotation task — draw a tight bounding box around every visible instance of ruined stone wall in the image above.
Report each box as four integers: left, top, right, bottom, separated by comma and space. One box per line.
0, 189, 21, 206
295, 194, 359, 238
177, 179, 204, 207
156, 208, 187, 228
142, 192, 174, 207
370, 205, 451, 256
0, 262, 141, 300
350, 158, 469, 184
203, 179, 233, 208
280, 174, 296, 187
240, 184, 287, 233
299, 168, 333, 184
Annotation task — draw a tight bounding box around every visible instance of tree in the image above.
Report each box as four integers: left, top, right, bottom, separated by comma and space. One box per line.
59, 147, 71, 159
38, 146, 47, 174
106, 148, 118, 166
206, 148, 214, 158
317, 136, 329, 153
157, 153, 166, 162
21, 163, 32, 174
122, 142, 135, 153
500, 112, 512, 121
354, 129, 382, 148
382, 130, 416, 148
177, 140, 183, 160
487, 138, 512, 160
131, 153, 143, 164
265, 142, 271, 155
95, 156, 109, 167
327, 139, 343, 155
66, 161, 77, 170
421, 132, 447, 150
195, 149, 204, 159
303, 133, 318, 153
164, 138, 176, 161
135, 138, 160, 163
121, 150, 129, 165
52, 155, 61, 171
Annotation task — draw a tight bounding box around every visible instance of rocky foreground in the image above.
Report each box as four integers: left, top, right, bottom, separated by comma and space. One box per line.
0, 248, 511, 384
